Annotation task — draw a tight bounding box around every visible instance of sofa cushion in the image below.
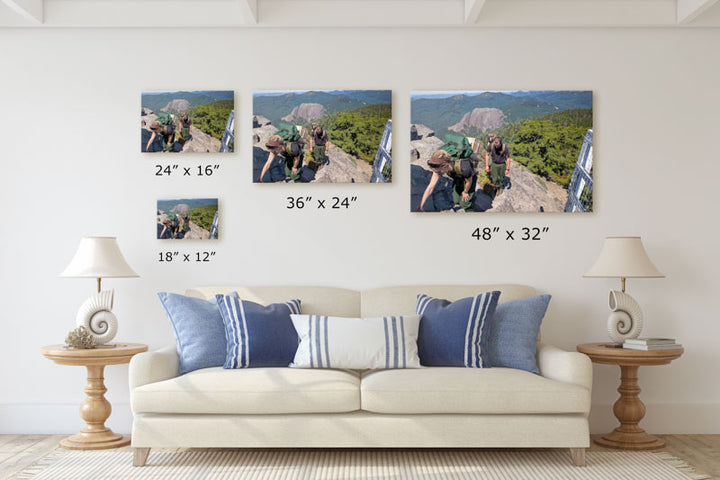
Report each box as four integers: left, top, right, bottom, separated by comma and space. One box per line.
157, 292, 228, 375
487, 295, 551, 374
216, 295, 301, 368
416, 292, 500, 367
360, 367, 590, 414
132, 367, 360, 414
290, 314, 421, 369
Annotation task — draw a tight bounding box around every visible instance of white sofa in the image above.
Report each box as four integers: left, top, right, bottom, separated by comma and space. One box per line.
129, 285, 592, 467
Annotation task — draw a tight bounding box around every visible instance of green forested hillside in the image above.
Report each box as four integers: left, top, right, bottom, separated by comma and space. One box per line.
254, 91, 391, 127
187, 100, 234, 140
141, 91, 233, 113
190, 205, 218, 231
411, 91, 592, 138
488, 109, 592, 187
319, 103, 391, 163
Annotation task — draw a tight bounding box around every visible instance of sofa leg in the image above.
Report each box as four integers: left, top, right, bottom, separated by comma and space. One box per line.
133, 447, 150, 467
569, 448, 586, 466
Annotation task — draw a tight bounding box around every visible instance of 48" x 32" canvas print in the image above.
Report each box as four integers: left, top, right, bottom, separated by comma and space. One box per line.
411, 90, 593, 213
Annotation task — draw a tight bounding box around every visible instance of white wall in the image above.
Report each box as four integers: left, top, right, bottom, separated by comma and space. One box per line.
0, 27, 718, 435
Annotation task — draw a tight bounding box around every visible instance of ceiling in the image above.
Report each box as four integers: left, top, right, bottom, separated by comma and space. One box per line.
1, 0, 719, 27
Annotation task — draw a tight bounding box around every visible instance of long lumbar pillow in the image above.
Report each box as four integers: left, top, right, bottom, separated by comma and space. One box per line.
290, 314, 421, 370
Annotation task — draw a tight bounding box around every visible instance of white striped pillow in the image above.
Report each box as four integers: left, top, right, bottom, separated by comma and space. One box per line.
290, 314, 421, 369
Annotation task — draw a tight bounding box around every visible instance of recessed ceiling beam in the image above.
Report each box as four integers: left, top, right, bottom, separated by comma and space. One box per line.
238, 0, 257, 24
1, 0, 43, 24
464, 0, 487, 24
677, 0, 720, 23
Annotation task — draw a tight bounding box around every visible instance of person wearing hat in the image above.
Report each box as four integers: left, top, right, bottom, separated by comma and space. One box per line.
418, 149, 478, 212
180, 113, 193, 143
485, 136, 511, 192
310, 122, 330, 169
146, 119, 177, 153
145, 121, 164, 153
259, 135, 289, 182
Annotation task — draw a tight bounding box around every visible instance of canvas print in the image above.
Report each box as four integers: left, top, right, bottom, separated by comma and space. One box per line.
157, 199, 219, 240
141, 90, 234, 153
411, 90, 593, 213
253, 90, 392, 183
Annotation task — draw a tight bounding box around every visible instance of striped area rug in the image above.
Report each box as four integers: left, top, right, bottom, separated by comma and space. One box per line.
13, 449, 710, 480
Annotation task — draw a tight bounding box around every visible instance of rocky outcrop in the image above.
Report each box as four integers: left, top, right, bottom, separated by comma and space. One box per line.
180, 128, 221, 153
253, 115, 271, 128
449, 108, 505, 133
486, 163, 567, 213
410, 123, 567, 212
170, 204, 190, 214
162, 99, 191, 113
313, 145, 372, 184
282, 103, 326, 123
412, 124, 435, 140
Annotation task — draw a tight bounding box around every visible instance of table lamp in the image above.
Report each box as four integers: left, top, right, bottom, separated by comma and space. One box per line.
583, 236, 664, 344
60, 236, 139, 345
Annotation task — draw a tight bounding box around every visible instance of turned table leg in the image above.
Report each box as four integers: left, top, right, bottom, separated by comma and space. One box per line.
594, 365, 665, 450
60, 365, 129, 450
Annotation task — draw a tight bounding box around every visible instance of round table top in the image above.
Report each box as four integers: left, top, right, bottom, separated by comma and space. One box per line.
41, 343, 148, 366
576, 342, 683, 366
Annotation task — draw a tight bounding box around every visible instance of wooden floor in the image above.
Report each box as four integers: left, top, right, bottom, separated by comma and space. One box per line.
1, 434, 718, 479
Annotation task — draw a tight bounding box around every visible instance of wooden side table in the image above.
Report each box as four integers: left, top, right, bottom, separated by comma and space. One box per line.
577, 342, 683, 450
41, 343, 148, 450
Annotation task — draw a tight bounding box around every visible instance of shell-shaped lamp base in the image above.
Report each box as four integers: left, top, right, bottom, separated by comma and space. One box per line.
76, 290, 118, 344
606, 290, 644, 343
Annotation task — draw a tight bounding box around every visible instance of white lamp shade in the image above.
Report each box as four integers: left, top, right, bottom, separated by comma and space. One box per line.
584, 236, 664, 278
60, 236, 139, 278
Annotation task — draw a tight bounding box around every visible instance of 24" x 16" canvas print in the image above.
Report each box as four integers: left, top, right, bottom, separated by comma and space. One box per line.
142, 90, 235, 154
411, 90, 593, 213
253, 90, 392, 184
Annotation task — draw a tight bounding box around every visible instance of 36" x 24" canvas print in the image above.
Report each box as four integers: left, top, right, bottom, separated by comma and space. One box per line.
253, 90, 392, 184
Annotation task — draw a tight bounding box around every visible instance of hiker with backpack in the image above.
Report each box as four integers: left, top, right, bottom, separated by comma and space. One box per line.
275, 123, 306, 182
179, 113, 193, 143
146, 112, 178, 152
418, 136, 480, 212
310, 123, 330, 169
485, 136, 511, 192
158, 213, 177, 239
259, 135, 288, 182
176, 214, 190, 239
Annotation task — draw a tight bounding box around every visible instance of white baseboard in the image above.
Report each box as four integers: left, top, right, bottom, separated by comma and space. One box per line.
589, 403, 720, 434
2, 403, 719, 435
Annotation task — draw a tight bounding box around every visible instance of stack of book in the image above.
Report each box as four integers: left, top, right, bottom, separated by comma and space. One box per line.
623, 338, 682, 350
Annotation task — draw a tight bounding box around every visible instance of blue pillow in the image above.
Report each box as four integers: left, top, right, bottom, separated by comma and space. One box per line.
216, 295, 301, 368
157, 292, 228, 375
486, 295, 551, 374
416, 291, 500, 367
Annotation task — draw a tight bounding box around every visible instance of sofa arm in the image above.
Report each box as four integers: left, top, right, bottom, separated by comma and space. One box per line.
536, 343, 593, 392
129, 345, 179, 390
